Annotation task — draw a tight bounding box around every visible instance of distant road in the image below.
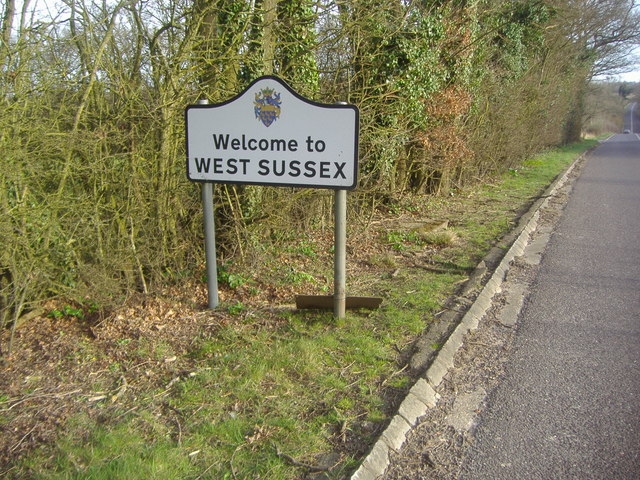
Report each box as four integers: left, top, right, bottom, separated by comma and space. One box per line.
624, 102, 638, 134
458, 132, 640, 479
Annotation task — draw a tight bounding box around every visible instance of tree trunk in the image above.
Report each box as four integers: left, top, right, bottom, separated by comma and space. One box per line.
0, 0, 15, 73
262, 0, 277, 74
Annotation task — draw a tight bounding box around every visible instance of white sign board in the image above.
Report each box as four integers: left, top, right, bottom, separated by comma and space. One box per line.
186, 76, 359, 190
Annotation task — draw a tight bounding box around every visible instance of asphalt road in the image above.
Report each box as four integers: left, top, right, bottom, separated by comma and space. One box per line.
457, 129, 640, 478
624, 101, 638, 134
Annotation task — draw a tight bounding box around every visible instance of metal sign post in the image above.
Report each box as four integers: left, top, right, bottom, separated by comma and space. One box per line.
197, 99, 219, 309
334, 189, 347, 318
201, 181, 218, 309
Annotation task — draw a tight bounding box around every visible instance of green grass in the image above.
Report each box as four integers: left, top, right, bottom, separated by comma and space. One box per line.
24, 423, 197, 480
10, 140, 596, 480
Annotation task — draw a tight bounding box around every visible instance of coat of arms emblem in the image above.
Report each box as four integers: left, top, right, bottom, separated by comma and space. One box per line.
254, 88, 282, 127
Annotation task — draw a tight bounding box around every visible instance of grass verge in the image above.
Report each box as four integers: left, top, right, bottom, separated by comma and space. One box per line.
1, 140, 597, 479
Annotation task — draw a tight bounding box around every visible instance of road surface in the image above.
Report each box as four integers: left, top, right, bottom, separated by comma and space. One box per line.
624, 101, 638, 134
457, 128, 640, 478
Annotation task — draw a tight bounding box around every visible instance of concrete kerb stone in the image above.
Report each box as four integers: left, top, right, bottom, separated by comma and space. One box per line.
461, 313, 479, 332
350, 465, 377, 480
349, 153, 586, 480
484, 276, 503, 293
446, 327, 467, 351
425, 352, 452, 387
398, 393, 430, 426
493, 264, 508, 281
409, 378, 439, 407
359, 441, 390, 477
465, 291, 492, 321
351, 443, 388, 480
381, 415, 412, 451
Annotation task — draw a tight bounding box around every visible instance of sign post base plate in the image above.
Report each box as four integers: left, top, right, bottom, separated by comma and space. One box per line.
295, 295, 382, 311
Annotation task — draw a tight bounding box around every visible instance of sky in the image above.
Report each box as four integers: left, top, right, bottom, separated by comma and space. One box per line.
609, 45, 640, 83
618, 70, 640, 82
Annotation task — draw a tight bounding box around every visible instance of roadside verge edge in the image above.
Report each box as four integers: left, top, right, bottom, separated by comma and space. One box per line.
350, 151, 587, 480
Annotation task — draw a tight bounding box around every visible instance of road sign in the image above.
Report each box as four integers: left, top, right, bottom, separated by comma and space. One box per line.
186, 76, 359, 190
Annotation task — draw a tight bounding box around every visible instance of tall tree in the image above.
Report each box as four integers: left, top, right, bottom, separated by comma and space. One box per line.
551, 0, 640, 140
0, 0, 15, 72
